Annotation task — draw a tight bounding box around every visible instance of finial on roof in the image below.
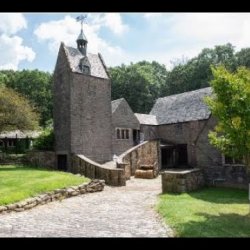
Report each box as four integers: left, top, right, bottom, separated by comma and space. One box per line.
76, 14, 88, 56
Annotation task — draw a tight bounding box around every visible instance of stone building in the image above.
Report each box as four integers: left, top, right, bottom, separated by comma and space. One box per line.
111, 98, 140, 156
53, 27, 112, 170
136, 87, 248, 185
53, 23, 247, 187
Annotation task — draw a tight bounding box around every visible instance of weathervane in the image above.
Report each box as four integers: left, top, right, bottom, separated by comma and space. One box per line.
76, 14, 87, 31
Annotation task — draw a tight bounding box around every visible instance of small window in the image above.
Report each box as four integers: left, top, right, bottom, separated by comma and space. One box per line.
126, 129, 129, 139
116, 129, 120, 139
116, 128, 130, 140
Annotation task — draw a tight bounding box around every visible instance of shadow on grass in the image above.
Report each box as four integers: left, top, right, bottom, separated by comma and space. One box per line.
178, 212, 250, 237
187, 187, 249, 204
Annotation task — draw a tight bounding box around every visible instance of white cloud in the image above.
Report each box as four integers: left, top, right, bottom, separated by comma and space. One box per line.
0, 34, 35, 70
142, 13, 250, 68
0, 13, 35, 70
0, 13, 27, 35
91, 13, 129, 35
34, 15, 129, 67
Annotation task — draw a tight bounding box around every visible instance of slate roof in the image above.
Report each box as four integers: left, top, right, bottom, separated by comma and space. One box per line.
134, 113, 158, 125
64, 45, 109, 79
0, 130, 41, 139
111, 98, 124, 113
150, 87, 212, 125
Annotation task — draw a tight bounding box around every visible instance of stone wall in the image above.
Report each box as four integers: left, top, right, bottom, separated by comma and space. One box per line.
71, 154, 126, 186
53, 43, 71, 156
161, 169, 205, 193
204, 164, 249, 189
70, 73, 112, 164
112, 99, 140, 156
25, 151, 56, 169
140, 125, 158, 141
0, 179, 104, 214
118, 140, 160, 178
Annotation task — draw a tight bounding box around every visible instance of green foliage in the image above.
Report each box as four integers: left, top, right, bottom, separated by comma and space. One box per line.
0, 69, 53, 127
157, 187, 249, 237
33, 128, 54, 151
110, 61, 167, 113
205, 66, 250, 166
0, 165, 89, 205
163, 43, 238, 96
0, 86, 40, 133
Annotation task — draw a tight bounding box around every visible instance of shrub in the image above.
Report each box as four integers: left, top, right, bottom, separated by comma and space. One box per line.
33, 128, 54, 151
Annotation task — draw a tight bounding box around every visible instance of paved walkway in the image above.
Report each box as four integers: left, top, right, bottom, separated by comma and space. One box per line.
0, 177, 173, 237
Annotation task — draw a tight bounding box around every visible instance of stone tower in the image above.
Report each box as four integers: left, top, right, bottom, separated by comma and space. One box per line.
53, 24, 112, 170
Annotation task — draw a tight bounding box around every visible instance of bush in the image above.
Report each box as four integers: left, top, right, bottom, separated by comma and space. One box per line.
33, 128, 54, 151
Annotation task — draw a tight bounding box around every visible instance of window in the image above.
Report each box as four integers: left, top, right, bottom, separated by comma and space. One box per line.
117, 129, 120, 139
125, 129, 129, 139
116, 128, 129, 140
7, 139, 16, 147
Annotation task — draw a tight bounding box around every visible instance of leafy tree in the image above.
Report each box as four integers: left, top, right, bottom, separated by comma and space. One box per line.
236, 48, 250, 68
110, 61, 167, 113
33, 128, 54, 151
163, 43, 238, 96
0, 69, 53, 126
0, 86, 39, 133
205, 65, 250, 173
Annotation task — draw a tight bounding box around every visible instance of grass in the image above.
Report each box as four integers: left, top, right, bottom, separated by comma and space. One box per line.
0, 165, 89, 205
157, 187, 250, 237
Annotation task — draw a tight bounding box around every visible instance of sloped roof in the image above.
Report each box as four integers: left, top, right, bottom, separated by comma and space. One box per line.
150, 87, 212, 125
0, 130, 41, 139
134, 113, 158, 125
64, 45, 109, 79
111, 98, 124, 113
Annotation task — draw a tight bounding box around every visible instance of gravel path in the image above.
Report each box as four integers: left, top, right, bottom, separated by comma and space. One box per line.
0, 176, 173, 237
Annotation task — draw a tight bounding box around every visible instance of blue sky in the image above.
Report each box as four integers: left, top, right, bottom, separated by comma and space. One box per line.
1, 13, 250, 72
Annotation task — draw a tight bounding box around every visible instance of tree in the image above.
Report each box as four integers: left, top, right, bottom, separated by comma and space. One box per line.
0, 69, 53, 127
110, 61, 167, 113
0, 86, 39, 133
33, 127, 54, 151
205, 65, 250, 175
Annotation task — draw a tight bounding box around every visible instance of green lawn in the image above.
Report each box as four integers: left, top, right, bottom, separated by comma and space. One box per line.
157, 187, 250, 237
0, 165, 89, 205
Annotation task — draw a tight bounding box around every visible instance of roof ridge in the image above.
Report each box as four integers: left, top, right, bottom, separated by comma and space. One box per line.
157, 87, 212, 101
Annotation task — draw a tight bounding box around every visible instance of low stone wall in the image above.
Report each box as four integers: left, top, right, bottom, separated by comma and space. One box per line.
71, 154, 126, 186
0, 179, 104, 214
25, 151, 56, 169
117, 140, 160, 179
161, 169, 205, 193
203, 164, 249, 189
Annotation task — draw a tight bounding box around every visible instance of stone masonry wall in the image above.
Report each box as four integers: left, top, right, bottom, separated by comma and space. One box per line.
70, 73, 112, 164
71, 154, 126, 186
161, 169, 205, 193
118, 140, 160, 179
0, 179, 104, 214
25, 151, 56, 169
112, 99, 140, 156
53, 43, 71, 156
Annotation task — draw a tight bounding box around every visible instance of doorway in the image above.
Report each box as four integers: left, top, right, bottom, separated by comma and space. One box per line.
161, 144, 188, 169
57, 155, 67, 171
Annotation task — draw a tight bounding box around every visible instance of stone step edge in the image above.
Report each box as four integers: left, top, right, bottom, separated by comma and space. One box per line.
0, 179, 105, 214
